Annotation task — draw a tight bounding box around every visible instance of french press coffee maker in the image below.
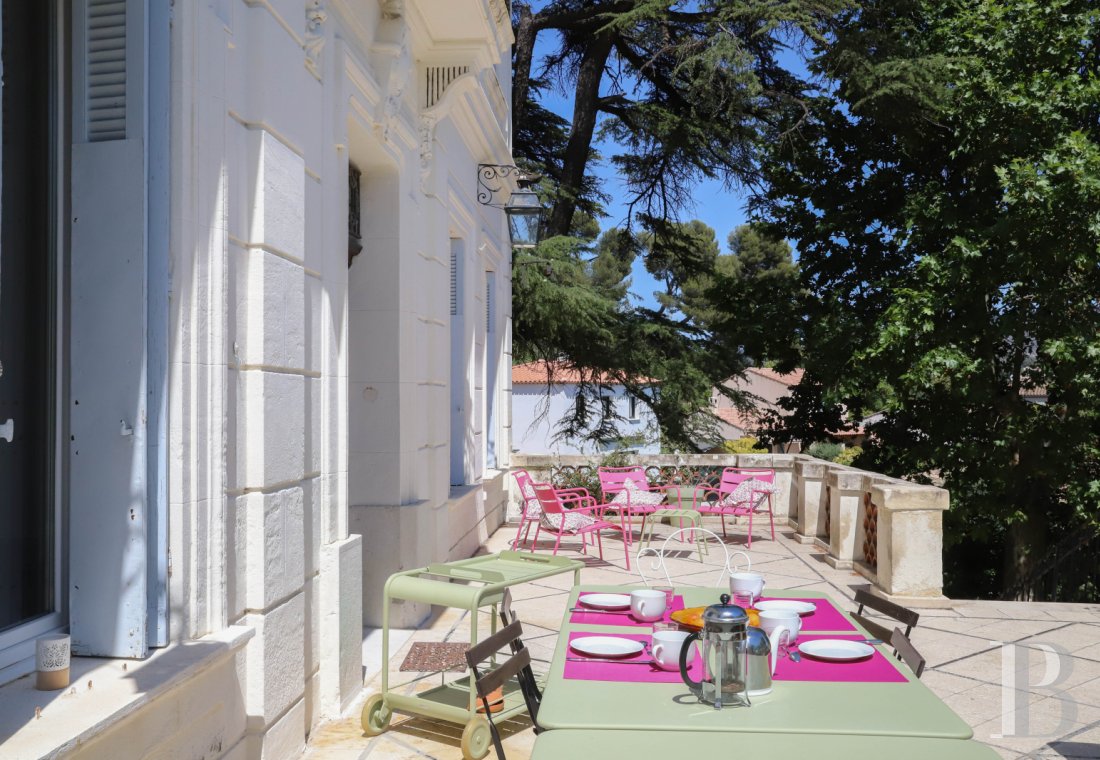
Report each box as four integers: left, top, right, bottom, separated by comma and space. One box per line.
678, 594, 751, 708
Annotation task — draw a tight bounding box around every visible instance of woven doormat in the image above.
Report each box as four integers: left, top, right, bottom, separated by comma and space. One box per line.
399, 642, 469, 672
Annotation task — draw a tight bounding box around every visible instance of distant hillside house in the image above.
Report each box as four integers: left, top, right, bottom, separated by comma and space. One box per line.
512, 360, 660, 455
711, 367, 805, 448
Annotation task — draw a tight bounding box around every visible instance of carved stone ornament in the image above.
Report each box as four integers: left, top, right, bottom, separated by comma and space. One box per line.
381, 23, 411, 140
305, 0, 328, 78
418, 113, 437, 193
380, 0, 404, 20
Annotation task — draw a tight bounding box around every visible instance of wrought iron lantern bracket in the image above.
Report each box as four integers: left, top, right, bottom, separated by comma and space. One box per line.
476, 164, 545, 249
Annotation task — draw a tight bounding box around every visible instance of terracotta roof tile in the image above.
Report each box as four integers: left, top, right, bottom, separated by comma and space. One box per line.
713, 406, 760, 431
745, 366, 804, 385
512, 360, 656, 386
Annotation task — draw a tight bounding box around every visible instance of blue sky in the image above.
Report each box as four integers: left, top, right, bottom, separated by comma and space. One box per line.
530, 31, 810, 308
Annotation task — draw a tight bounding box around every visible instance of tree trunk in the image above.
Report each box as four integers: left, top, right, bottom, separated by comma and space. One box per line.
512, 3, 536, 132
546, 32, 614, 237
1001, 459, 1049, 599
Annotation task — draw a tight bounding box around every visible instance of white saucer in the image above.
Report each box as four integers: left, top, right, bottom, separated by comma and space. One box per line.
570, 636, 646, 659
577, 593, 632, 611
756, 599, 817, 615
798, 639, 875, 661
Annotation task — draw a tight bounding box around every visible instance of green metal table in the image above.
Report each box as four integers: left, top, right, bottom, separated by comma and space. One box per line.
538, 585, 974, 739
361, 551, 583, 759
531, 730, 1001, 760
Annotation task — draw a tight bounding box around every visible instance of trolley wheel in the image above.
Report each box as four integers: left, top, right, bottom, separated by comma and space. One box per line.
360, 692, 392, 736
460, 715, 492, 760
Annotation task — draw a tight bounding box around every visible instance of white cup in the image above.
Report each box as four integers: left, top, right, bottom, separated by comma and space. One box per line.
630, 589, 667, 622
759, 609, 802, 646
651, 630, 691, 671
729, 571, 765, 607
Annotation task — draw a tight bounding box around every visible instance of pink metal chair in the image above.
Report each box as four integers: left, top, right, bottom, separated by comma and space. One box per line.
511, 469, 593, 551
596, 465, 682, 544
531, 482, 631, 570
511, 469, 542, 550
691, 467, 778, 549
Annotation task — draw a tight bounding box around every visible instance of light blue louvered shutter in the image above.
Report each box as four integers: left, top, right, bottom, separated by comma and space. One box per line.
68, 0, 150, 658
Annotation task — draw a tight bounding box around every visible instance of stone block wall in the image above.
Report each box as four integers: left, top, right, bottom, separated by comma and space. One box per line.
163, 0, 516, 752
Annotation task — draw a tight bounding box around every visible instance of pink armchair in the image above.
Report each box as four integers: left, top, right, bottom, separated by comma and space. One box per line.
531, 482, 631, 570
597, 465, 684, 543
691, 467, 778, 548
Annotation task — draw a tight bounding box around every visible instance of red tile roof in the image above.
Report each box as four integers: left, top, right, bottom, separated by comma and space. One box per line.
746, 366, 804, 386
512, 360, 656, 386
713, 406, 760, 431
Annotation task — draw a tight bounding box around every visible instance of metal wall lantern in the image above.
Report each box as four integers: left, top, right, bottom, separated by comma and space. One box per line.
476, 164, 544, 249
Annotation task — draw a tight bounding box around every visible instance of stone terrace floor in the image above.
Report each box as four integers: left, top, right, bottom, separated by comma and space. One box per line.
305, 520, 1100, 760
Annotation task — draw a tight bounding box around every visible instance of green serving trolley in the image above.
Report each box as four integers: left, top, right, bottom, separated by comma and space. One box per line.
361, 550, 583, 759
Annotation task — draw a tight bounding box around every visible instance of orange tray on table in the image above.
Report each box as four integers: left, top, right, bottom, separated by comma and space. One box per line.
671, 606, 760, 630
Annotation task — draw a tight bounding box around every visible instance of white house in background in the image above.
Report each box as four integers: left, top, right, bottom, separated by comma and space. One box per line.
711, 367, 804, 448
511, 361, 660, 456
0, 0, 513, 757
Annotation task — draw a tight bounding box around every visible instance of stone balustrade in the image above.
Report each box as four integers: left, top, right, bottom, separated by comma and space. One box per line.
510, 452, 950, 606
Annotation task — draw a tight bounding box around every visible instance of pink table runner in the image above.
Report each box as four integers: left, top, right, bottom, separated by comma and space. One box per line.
756, 596, 856, 632
570, 594, 687, 627
563, 631, 703, 684
773, 634, 908, 683
563, 633, 906, 685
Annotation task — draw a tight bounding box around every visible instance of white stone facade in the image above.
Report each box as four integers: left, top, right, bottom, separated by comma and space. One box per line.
0, 0, 513, 757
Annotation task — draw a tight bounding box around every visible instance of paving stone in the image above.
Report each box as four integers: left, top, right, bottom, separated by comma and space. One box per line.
1014, 623, 1100, 656
301, 519, 1100, 760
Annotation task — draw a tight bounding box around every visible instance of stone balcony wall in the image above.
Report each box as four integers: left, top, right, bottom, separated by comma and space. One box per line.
510, 452, 950, 606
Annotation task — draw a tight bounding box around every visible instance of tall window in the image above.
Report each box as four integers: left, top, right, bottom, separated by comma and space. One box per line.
601, 395, 613, 418
0, 1, 59, 635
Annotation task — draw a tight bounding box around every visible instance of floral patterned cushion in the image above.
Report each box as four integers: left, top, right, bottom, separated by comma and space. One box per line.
543, 510, 597, 532
609, 478, 665, 508
520, 482, 543, 518
720, 478, 779, 510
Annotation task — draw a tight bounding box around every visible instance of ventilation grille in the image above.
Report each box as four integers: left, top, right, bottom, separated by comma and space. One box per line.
425, 66, 469, 108
87, 0, 127, 142
450, 247, 458, 316
485, 273, 494, 333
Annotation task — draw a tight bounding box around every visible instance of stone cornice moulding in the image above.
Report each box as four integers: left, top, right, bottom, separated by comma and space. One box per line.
342, 49, 418, 153
342, 41, 383, 112
405, 0, 512, 63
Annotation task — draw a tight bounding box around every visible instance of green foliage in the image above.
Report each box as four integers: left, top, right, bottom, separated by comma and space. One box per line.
510, 0, 840, 451
552, 450, 634, 500
710, 437, 767, 455
806, 442, 844, 462
834, 446, 863, 467
553, 466, 599, 498
759, 0, 1100, 597
513, 215, 805, 451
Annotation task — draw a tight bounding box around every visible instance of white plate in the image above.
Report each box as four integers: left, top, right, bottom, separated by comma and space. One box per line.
577, 593, 632, 611
756, 600, 817, 615
798, 639, 875, 661
570, 636, 646, 659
